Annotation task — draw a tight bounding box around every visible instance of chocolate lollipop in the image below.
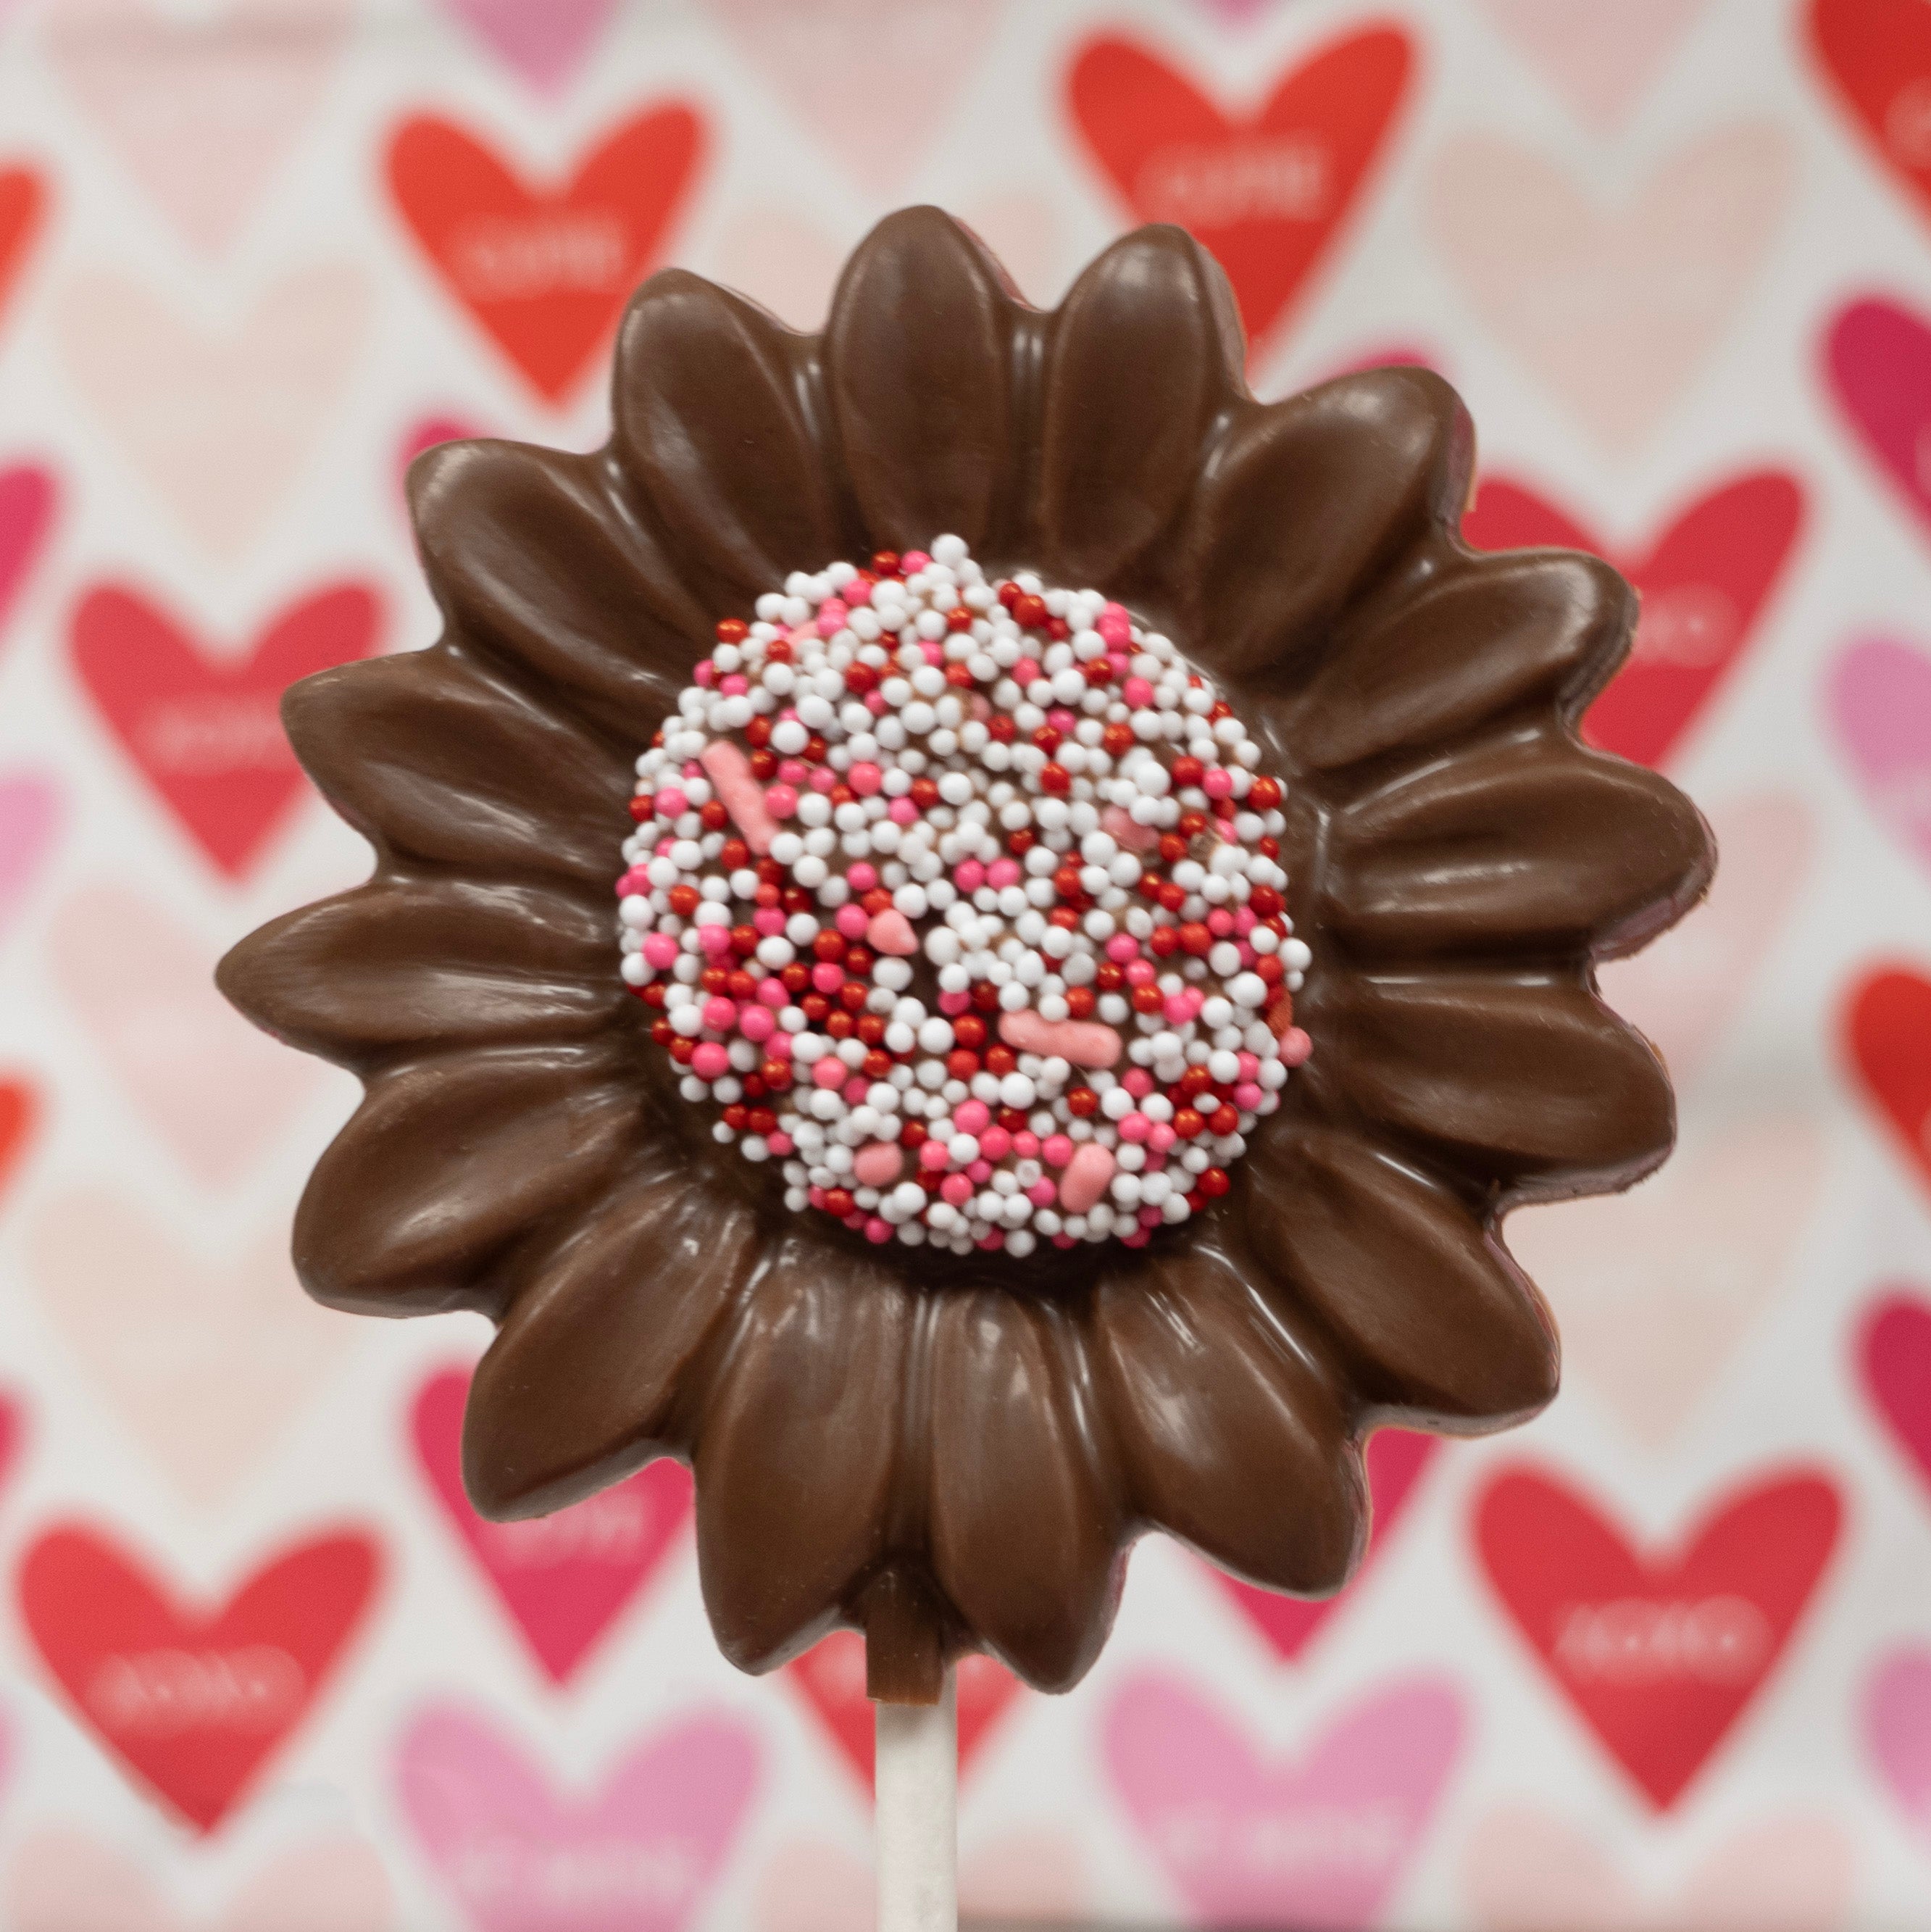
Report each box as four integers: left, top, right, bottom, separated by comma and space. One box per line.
220, 207, 1711, 1922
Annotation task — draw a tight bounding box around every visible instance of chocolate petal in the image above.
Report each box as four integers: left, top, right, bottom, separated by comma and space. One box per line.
1181, 369, 1472, 682
292, 1044, 643, 1317
218, 877, 618, 1072
825, 207, 1019, 554
282, 647, 628, 886
1246, 1126, 1557, 1428
612, 270, 841, 600
927, 1291, 1125, 1691
463, 1149, 759, 1517
1301, 970, 1674, 1194
1281, 549, 1632, 774
1038, 225, 1239, 587
1323, 725, 1715, 959
1092, 1245, 1364, 1594
412, 438, 709, 742
693, 1237, 912, 1673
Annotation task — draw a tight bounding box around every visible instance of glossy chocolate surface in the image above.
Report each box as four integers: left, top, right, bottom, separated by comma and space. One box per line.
220, 209, 1713, 1702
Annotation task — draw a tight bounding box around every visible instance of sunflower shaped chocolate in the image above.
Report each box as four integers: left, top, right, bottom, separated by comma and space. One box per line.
220, 209, 1713, 1704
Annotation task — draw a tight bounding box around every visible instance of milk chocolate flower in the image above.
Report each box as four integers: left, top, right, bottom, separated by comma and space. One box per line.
220, 209, 1712, 1702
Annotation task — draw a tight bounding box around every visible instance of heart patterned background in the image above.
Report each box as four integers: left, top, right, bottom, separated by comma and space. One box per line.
0, 0, 1927, 1925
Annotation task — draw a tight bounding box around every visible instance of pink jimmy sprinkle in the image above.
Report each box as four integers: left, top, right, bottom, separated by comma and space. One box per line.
888, 797, 919, 825
720, 673, 748, 696
847, 861, 878, 891
901, 549, 931, 573
693, 660, 715, 686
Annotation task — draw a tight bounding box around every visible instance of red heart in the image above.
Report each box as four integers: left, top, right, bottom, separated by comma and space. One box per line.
17, 1524, 381, 1833
0, 1077, 38, 1204
386, 109, 704, 404
0, 1388, 22, 1502
786, 1629, 1022, 1791
1809, 0, 1931, 230
1845, 967, 1931, 1199
1861, 1290, 1931, 1496
1212, 1428, 1439, 1661
70, 580, 382, 879
411, 1366, 694, 1686
1475, 1465, 1840, 1810
1066, 28, 1412, 364
1462, 471, 1803, 769
0, 465, 55, 642
0, 167, 46, 327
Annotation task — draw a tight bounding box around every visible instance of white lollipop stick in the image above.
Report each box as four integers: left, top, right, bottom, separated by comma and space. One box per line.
875, 1668, 958, 1932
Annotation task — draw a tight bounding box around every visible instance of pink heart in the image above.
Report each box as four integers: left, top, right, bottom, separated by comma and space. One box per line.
709, 0, 999, 191
440, 0, 617, 95
0, 464, 54, 641
1859, 1290, 1931, 1494
1505, 1114, 1824, 1446
753, 1828, 1090, 1932
49, 884, 337, 1187
1598, 792, 1813, 1086
1868, 1648, 1931, 1842
45, 0, 351, 255
25, 1188, 355, 1508
397, 1704, 760, 1932
1830, 636, 1931, 870
1427, 122, 1794, 453
1476, 1, 1709, 130
3, 1830, 392, 1932
1461, 1806, 1853, 1929
411, 1366, 694, 1685
0, 772, 60, 949
399, 414, 488, 490
1103, 1672, 1464, 1927
54, 263, 371, 562
1193, 0, 1288, 22
1825, 296, 1931, 538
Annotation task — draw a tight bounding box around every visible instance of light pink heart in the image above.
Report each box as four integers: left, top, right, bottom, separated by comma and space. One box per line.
713, 194, 1062, 332
45, 0, 351, 255
1476, 1, 1708, 131
710, 0, 999, 191
1868, 1648, 1931, 1841
0, 772, 60, 948
440, 0, 617, 95
4, 1830, 392, 1932
26, 1188, 356, 1508
1103, 1671, 1464, 1928
754, 1828, 1089, 1932
1462, 1806, 1853, 1930
1426, 122, 1794, 454
1830, 636, 1931, 875
1504, 1114, 1822, 1446
49, 884, 334, 1187
397, 1704, 760, 1932
54, 262, 370, 562
1598, 791, 1812, 1086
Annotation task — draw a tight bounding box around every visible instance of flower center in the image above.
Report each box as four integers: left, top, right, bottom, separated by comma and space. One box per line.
614, 538, 1311, 1259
